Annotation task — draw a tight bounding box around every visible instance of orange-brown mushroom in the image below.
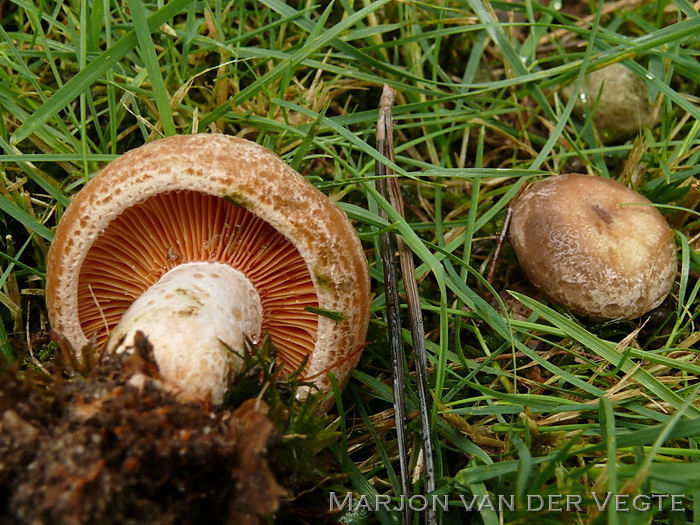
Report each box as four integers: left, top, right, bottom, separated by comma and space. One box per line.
46, 134, 370, 404
510, 174, 676, 319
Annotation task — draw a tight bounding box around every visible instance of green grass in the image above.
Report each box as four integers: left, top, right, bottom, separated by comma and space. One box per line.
1, 0, 700, 524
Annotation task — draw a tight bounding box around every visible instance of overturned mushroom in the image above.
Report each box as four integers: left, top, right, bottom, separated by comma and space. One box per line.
46, 134, 370, 404
509, 174, 676, 319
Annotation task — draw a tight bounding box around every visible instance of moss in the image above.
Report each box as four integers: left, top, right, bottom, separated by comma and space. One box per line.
313, 268, 334, 291
224, 192, 252, 210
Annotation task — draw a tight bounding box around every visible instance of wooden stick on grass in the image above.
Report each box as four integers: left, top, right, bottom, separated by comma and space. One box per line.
376, 84, 436, 525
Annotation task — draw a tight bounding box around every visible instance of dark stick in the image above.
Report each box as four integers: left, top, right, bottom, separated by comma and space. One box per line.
377, 85, 437, 525
384, 124, 437, 525
376, 85, 411, 525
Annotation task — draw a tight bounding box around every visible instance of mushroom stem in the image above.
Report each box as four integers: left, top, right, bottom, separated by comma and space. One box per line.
107, 262, 263, 403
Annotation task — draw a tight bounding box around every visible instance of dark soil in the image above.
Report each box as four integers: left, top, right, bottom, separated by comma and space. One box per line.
0, 337, 291, 525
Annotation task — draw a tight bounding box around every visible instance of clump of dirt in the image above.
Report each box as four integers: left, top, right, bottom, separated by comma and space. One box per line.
0, 335, 321, 525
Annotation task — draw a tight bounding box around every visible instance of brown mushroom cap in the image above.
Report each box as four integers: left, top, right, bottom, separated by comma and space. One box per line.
46, 134, 370, 395
509, 174, 676, 319
562, 63, 660, 144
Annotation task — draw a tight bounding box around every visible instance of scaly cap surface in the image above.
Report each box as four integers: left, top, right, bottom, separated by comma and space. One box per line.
510, 174, 676, 319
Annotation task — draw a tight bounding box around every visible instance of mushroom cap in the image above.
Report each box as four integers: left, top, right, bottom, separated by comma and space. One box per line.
509, 174, 676, 319
562, 63, 660, 144
46, 134, 371, 395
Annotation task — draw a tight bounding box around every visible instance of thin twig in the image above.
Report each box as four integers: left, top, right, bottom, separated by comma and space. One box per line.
377, 84, 437, 525
376, 85, 411, 525
486, 206, 512, 285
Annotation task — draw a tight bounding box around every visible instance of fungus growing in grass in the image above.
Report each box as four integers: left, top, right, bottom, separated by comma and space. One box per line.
509, 174, 676, 319
562, 63, 660, 144
46, 134, 371, 404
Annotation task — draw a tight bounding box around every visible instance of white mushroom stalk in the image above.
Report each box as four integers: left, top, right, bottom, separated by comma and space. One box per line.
108, 262, 263, 403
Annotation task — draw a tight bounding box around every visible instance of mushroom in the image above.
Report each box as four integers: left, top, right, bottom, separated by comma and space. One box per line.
562, 63, 660, 144
46, 134, 370, 404
509, 174, 676, 319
